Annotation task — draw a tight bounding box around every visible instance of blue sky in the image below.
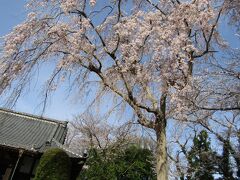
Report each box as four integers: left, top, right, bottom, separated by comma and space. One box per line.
0, 1, 27, 37
0, 0, 85, 121
0, 1, 239, 122
0, 0, 131, 123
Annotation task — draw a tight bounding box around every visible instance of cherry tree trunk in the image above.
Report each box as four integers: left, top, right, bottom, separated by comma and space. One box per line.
155, 120, 168, 180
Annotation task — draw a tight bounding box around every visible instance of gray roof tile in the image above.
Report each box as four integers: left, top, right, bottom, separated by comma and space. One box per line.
0, 108, 68, 153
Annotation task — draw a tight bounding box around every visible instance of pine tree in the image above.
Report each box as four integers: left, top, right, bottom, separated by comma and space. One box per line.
187, 130, 216, 180
219, 140, 234, 180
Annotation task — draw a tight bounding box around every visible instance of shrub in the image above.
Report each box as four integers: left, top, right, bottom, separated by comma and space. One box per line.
34, 148, 71, 180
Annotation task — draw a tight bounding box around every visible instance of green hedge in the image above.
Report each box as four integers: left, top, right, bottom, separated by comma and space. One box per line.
34, 148, 71, 180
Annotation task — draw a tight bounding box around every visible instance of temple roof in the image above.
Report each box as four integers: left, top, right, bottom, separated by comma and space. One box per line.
0, 108, 83, 158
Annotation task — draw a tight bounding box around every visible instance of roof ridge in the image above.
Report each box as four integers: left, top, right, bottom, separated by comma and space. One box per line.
52, 139, 83, 158
0, 107, 68, 125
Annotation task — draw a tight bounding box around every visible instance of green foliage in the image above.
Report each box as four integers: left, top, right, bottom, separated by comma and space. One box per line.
79, 145, 156, 180
79, 148, 117, 180
219, 141, 234, 180
34, 148, 71, 180
116, 145, 156, 179
187, 130, 216, 180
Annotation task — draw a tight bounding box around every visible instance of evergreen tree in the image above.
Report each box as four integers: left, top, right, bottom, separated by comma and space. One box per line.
79, 145, 156, 180
116, 145, 156, 180
237, 130, 240, 179
186, 130, 216, 180
218, 140, 234, 180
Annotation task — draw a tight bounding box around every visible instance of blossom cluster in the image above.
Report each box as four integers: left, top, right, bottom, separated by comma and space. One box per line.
60, 0, 78, 13
0, 0, 224, 118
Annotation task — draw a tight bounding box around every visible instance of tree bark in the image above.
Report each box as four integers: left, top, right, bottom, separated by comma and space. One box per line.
155, 119, 168, 180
